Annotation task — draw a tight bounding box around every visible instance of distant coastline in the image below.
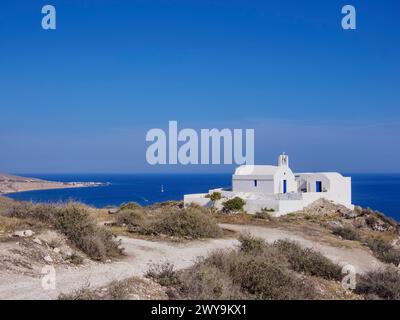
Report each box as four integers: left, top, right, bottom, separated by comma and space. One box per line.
0, 173, 107, 195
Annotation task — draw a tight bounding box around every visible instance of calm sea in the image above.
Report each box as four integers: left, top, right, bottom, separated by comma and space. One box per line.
5, 173, 400, 220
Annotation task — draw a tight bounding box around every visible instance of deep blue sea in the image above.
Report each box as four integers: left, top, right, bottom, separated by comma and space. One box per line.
5, 173, 400, 221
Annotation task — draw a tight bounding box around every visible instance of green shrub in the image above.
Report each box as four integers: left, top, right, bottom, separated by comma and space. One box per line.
205, 192, 222, 202
365, 238, 400, 265
356, 266, 400, 300
222, 197, 246, 213
332, 226, 361, 241
274, 239, 342, 280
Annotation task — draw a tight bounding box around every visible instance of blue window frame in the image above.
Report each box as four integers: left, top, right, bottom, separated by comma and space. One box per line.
316, 181, 322, 193
254, 180, 257, 187
283, 180, 287, 194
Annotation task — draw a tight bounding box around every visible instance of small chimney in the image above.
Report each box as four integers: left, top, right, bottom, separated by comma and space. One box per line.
278, 153, 289, 167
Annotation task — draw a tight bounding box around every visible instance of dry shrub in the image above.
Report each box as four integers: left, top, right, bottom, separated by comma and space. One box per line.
146, 262, 181, 287
238, 233, 267, 253
116, 208, 146, 227
59, 287, 96, 300
332, 226, 361, 241
148, 235, 320, 300
356, 266, 400, 300
274, 239, 342, 281
178, 263, 245, 300
152, 207, 223, 239
108, 280, 130, 300
118, 202, 142, 211
365, 238, 400, 265
115, 205, 222, 239
5, 201, 123, 261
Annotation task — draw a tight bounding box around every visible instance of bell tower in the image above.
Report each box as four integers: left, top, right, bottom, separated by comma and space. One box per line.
278, 153, 289, 167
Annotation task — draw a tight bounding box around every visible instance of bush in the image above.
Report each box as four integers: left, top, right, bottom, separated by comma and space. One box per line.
239, 234, 267, 254
206, 250, 314, 299
356, 266, 400, 300
254, 208, 274, 220
332, 226, 361, 241
59, 287, 96, 300
222, 197, 246, 213
150, 247, 315, 300
118, 202, 142, 211
375, 211, 398, 228
6, 202, 123, 261
205, 192, 222, 202
274, 239, 342, 281
178, 263, 244, 300
365, 215, 378, 228
108, 280, 130, 300
54, 203, 123, 261
116, 209, 146, 227
365, 238, 400, 265
146, 262, 181, 287
152, 207, 223, 239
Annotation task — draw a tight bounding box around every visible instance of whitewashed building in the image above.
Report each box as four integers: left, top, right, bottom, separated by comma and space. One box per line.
184, 154, 353, 216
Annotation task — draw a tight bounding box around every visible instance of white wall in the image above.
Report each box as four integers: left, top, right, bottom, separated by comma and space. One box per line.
233, 167, 297, 195
183, 194, 212, 208
232, 177, 274, 194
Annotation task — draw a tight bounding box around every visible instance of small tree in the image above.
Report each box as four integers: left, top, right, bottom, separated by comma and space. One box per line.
208, 192, 222, 202
205, 192, 222, 211
222, 197, 246, 214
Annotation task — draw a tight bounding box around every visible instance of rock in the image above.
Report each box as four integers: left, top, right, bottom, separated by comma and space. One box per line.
13, 230, 35, 238
108, 208, 118, 214
53, 248, 61, 254
327, 220, 342, 228
43, 255, 53, 263
106, 259, 112, 263
33, 238, 42, 245
342, 211, 358, 219
61, 249, 72, 257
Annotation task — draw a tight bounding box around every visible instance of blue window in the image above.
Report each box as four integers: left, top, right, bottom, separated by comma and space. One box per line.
283, 180, 287, 194
316, 181, 322, 193
254, 180, 257, 187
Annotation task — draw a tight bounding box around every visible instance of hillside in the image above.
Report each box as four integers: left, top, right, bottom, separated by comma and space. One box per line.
0, 173, 100, 194
0, 197, 399, 300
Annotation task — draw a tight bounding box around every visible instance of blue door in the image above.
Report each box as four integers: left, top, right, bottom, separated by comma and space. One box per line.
316, 181, 322, 192
283, 180, 287, 194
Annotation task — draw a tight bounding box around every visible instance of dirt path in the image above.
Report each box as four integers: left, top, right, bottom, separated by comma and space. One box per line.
0, 224, 383, 300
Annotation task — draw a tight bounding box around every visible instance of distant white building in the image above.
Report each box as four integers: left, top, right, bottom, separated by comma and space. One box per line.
184, 154, 353, 216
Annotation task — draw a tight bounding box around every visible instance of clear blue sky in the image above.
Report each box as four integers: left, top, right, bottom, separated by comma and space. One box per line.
0, 0, 399, 173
